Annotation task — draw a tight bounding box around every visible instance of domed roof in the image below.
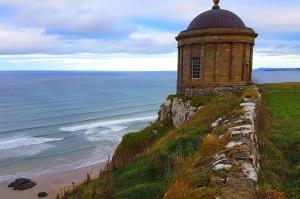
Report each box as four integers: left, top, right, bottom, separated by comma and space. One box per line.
187, 2, 246, 31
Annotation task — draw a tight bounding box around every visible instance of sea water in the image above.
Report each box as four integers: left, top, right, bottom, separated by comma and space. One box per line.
0, 70, 299, 181
0, 71, 175, 181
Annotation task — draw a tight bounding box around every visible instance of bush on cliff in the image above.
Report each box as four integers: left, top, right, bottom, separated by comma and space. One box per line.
112, 118, 173, 169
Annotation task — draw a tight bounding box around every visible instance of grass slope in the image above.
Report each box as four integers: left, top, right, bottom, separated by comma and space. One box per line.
64, 93, 241, 199
258, 83, 300, 199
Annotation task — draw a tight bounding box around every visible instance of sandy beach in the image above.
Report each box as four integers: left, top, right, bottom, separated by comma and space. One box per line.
0, 163, 105, 199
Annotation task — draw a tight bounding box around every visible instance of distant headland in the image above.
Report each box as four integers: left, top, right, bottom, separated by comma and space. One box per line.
255, 68, 300, 71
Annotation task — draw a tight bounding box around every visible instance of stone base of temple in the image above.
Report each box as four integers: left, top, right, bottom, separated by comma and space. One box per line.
177, 84, 252, 96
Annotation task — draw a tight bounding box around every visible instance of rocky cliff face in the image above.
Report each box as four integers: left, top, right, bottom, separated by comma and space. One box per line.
158, 98, 201, 128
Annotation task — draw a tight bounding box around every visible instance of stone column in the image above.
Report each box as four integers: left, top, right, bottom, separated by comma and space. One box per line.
201, 44, 206, 81
242, 43, 246, 81
177, 46, 180, 82
215, 43, 221, 82
249, 44, 254, 82
189, 45, 193, 81
229, 43, 233, 82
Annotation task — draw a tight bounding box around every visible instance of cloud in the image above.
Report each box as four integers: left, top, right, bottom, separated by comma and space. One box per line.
2, 0, 300, 34
0, 0, 135, 36
0, 53, 177, 71
0, 0, 200, 34
254, 53, 300, 68
0, 26, 63, 54
0, 24, 177, 55
0, 0, 299, 70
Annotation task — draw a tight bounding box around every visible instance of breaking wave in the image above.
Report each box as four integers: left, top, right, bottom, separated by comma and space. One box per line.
0, 137, 64, 150
59, 116, 157, 132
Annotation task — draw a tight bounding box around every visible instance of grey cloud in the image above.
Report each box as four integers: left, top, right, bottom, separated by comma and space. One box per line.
0, 0, 300, 55
0, 25, 177, 55
255, 40, 300, 56
2, 0, 300, 34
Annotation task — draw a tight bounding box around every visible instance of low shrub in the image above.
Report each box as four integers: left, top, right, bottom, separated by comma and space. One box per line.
112, 118, 172, 169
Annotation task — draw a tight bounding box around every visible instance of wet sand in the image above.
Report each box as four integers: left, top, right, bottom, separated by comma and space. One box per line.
0, 163, 105, 199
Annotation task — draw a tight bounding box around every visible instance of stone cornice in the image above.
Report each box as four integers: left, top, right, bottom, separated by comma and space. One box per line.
176, 28, 258, 41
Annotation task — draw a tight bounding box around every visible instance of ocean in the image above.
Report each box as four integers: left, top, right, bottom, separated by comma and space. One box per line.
0, 70, 299, 181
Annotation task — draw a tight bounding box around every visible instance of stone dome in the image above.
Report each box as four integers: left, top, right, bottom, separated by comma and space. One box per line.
187, 8, 246, 31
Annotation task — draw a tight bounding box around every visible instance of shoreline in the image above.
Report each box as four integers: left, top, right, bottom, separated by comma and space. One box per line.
0, 163, 105, 199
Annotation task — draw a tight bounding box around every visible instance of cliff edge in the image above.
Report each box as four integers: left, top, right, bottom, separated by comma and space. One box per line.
63, 84, 300, 199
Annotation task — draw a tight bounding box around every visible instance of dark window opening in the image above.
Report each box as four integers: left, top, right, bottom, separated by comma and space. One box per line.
192, 57, 201, 79
246, 63, 250, 81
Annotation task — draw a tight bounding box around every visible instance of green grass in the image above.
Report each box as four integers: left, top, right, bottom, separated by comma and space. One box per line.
112, 118, 173, 169
258, 83, 300, 199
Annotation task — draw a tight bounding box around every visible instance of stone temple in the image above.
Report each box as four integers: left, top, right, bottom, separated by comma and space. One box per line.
176, 0, 258, 95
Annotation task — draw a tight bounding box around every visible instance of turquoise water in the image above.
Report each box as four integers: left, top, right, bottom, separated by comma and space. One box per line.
0, 70, 299, 181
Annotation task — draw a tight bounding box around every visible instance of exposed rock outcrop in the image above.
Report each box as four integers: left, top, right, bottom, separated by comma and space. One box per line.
158, 98, 201, 128
8, 178, 36, 190
38, 192, 49, 198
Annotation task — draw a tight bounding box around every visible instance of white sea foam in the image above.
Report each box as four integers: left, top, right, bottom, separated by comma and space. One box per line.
84, 125, 127, 135
60, 116, 157, 132
106, 125, 127, 132
0, 137, 64, 150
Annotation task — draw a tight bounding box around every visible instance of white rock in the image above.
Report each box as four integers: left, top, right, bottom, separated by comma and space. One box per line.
165, 99, 172, 107
171, 99, 186, 128
211, 117, 223, 128
219, 135, 224, 139
240, 102, 256, 107
243, 105, 256, 113
231, 129, 253, 136
211, 122, 218, 128
166, 98, 199, 128
226, 141, 243, 148
222, 119, 229, 124
243, 163, 257, 181
213, 164, 232, 171
158, 99, 172, 121
229, 125, 253, 131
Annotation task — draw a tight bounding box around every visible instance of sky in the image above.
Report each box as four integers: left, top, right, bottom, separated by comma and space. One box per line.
0, 0, 300, 71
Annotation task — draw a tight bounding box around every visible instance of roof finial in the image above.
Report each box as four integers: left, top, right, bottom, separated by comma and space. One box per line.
212, 0, 220, 9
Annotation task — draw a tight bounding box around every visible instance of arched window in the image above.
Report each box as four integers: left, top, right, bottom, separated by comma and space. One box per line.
192, 57, 201, 79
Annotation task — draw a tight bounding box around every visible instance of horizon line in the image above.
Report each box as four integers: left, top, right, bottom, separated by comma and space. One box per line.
0, 68, 299, 72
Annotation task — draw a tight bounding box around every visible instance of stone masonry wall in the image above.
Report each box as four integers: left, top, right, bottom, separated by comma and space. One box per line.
209, 89, 260, 198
